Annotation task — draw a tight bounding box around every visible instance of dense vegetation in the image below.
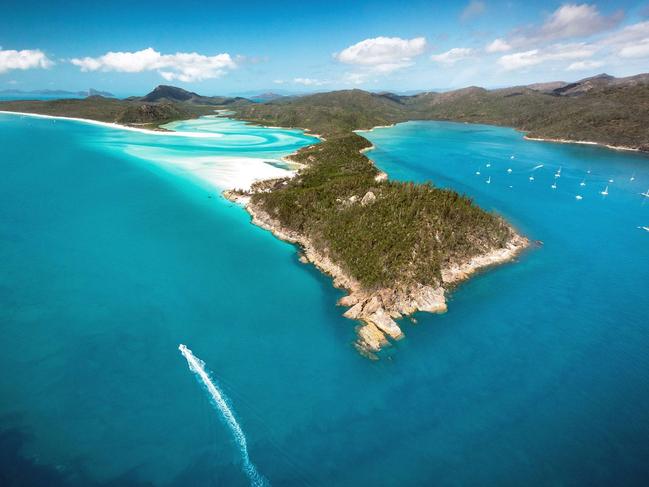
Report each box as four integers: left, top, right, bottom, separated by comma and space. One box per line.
249, 133, 514, 289
4, 74, 644, 290
0, 85, 251, 127
236, 73, 649, 150
0, 96, 217, 126
237, 73, 649, 289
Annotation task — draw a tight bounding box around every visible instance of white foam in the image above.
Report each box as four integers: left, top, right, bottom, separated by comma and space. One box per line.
179, 344, 268, 486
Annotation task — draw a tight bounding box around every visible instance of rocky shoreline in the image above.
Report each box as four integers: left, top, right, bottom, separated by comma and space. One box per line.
523, 135, 647, 153
224, 189, 529, 359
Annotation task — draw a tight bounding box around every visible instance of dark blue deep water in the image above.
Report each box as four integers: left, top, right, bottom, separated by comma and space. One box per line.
1, 115, 648, 486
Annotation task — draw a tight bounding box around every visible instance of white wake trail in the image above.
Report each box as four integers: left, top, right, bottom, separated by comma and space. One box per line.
179, 344, 268, 486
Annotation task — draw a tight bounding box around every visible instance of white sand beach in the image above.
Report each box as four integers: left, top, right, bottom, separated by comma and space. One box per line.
0, 111, 225, 138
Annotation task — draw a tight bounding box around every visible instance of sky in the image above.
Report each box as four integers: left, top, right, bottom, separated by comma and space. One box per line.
1, 0, 648, 96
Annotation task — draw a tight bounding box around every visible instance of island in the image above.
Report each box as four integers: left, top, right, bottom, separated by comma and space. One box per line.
2, 73, 647, 357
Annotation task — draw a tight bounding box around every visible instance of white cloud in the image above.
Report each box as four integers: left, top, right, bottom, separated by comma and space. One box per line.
498, 50, 543, 70
485, 38, 512, 53
492, 19, 649, 73
595, 21, 649, 59
293, 77, 328, 86
567, 59, 604, 70
460, 0, 486, 22
502, 3, 623, 50
0, 49, 53, 74
600, 20, 649, 46
343, 72, 368, 85
618, 37, 649, 58
335, 36, 426, 73
70, 47, 236, 82
430, 47, 474, 64
498, 43, 596, 70
273, 79, 285, 84
540, 3, 621, 41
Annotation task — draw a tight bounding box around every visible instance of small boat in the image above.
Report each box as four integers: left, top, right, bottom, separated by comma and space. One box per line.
575, 195, 583, 200
507, 168, 512, 174
529, 176, 535, 182
600, 185, 609, 196
608, 179, 614, 183
643, 226, 649, 232
486, 163, 491, 168
587, 169, 591, 174
579, 179, 586, 187
510, 155, 515, 160
551, 183, 557, 189
554, 166, 562, 178
486, 176, 491, 184
475, 170, 481, 175
630, 173, 636, 181
641, 188, 649, 197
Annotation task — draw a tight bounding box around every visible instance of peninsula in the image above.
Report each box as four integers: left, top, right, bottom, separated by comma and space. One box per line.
3, 73, 646, 356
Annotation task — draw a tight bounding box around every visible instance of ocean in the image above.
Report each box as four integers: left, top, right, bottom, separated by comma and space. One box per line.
1, 114, 648, 486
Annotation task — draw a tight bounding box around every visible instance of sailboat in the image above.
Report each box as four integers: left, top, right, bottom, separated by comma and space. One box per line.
608, 179, 614, 183
486, 163, 491, 168
579, 179, 586, 187
529, 176, 535, 182
575, 195, 583, 200
641, 188, 649, 198
475, 169, 481, 175
600, 185, 609, 196
630, 173, 636, 182
554, 166, 562, 178
486, 176, 491, 184
507, 168, 512, 174
551, 182, 557, 189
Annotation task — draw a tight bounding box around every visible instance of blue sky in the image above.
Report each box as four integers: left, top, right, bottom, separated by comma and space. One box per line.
1, 0, 648, 95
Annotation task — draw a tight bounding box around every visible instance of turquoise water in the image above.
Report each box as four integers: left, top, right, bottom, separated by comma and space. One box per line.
1, 115, 648, 486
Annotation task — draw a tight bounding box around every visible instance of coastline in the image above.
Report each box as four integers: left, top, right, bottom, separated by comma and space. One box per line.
5, 108, 529, 357
362, 120, 647, 155
355, 124, 396, 133
225, 190, 528, 359
523, 134, 644, 153
225, 122, 529, 358
1, 110, 305, 192
0, 111, 226, 139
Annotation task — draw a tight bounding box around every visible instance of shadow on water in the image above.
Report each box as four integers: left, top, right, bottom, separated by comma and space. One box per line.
0, 426, 249, 487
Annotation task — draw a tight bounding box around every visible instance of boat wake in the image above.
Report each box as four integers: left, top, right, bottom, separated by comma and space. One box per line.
179, 344, 268, 486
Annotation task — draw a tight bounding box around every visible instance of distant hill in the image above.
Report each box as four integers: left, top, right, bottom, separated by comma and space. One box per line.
86, 88, 114, 97
141, 85, 252, 106
251, 92, 286, 102
2, 75, 647, 150
0, 93, 217, 127
524, 81, 567, 93
0, 88, 114, 97
0, 85, 254, 127
235, 73, 649, 150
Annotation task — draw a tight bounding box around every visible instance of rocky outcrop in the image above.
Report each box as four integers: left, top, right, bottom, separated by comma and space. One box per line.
224, 190, 528, 359
360, 191, 376, 206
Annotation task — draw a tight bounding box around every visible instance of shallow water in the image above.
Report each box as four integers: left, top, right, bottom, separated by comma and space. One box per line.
1, 115, 648, 486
